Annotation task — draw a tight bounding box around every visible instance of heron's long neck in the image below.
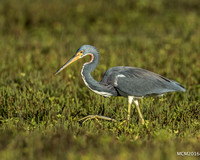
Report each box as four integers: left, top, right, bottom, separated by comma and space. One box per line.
81, 53, 101, 89
81, 53, 117, 97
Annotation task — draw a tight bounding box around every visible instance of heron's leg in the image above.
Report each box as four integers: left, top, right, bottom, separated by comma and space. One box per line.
127, 96, 134, 121
133, 100, 145, 125
78, 115, 116, 124
120, 96, 134, 125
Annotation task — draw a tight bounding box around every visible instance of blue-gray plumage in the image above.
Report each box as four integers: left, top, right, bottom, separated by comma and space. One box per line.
55, 45, 186, 124
100, 66, 185, 97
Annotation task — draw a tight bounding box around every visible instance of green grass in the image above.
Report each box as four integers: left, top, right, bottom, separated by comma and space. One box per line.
0, 0, 200, 159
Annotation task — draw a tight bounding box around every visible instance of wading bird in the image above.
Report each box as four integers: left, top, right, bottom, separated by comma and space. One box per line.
55, 45, 185, 125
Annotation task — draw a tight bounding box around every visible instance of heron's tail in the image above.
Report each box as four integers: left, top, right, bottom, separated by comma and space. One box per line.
171, 80, 186, 92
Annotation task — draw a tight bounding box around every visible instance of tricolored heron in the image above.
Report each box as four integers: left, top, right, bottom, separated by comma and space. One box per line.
55, 45, 186, 125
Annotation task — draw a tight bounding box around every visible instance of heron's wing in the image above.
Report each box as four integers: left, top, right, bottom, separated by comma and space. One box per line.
101, 66, 185, 97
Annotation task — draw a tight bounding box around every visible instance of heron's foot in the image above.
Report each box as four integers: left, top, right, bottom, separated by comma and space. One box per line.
120, 119, 129, 125
78, 115, 116, 124
120, 118, 145, 125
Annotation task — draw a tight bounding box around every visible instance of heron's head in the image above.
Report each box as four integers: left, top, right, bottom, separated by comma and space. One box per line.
76, 45, 98, 57
55, 45, 98, 75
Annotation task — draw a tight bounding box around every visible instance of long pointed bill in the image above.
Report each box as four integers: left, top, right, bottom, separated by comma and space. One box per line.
55, 51, 83, 75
